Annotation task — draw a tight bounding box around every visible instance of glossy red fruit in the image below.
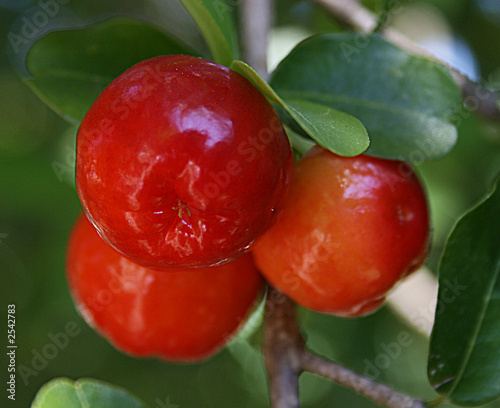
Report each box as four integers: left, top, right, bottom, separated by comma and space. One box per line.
67, 215, 264, 362
76, 55, 292, 268
252, 146, 430, 316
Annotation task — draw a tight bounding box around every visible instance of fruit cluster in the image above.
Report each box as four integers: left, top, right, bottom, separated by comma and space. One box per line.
68, 55, 430, 362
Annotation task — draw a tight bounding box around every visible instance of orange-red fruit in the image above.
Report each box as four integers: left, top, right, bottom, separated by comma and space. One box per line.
76, 55, 292, 268
252, 146, 430, 316
67, 215, 263, 362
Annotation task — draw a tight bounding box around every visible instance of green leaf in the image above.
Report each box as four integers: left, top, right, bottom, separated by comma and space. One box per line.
180, 0, 238, 66
270, 33, 462, 160
284, 126, 316, 158
284, 98, 369, 156
230, 60, 282, 104
31, 378, 149, 408
24, 17, 196, 125
231, 60, 369, 156
428, 176, 500, 406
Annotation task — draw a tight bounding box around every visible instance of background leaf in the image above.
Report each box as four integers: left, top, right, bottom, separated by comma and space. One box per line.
31, 378, 149, 408
231, 60, 369, 156
23, 17, 196, 124
428, 176, 500, 405
180, 0, 238, 66
270, 33, 462, 160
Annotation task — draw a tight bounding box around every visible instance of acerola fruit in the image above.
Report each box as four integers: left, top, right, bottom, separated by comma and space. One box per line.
252, 146, 430, 316
76, 55, 292, 268
67, 215, 264, 362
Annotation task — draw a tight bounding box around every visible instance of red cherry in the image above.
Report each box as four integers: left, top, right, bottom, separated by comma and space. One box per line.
76, 55, 292, 268
252, 146, 430, 316
67, 215, 264, 362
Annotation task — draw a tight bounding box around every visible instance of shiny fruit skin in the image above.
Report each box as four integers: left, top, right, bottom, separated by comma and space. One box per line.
252, 146, 430, 316
76, 55, 292, 268
67, 215, 264, 362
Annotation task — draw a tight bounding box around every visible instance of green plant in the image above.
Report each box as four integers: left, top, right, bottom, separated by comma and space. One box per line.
2, 1, 499, 408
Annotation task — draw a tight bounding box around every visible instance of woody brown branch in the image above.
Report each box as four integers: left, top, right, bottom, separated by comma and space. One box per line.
301, 353, 428, 408
264, 288, 305, 408
263, 287, 429, 408
240, 0, 273, 81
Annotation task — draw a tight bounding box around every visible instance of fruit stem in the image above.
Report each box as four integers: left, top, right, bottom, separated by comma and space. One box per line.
263, 286, 431, 408
172, 199, 192, 218
264, 287, 305, 408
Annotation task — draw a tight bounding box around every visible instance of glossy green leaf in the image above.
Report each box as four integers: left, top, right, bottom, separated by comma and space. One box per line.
180, 0, 238, 66
271, 33, 462, 160
284, 98, 369, 156
31, 378, 149, 408
285, 126, 316, 158
24, 17, 196, 124
230, 60, 282, 104
231, 60, 369, 156
428, 176, 500, 405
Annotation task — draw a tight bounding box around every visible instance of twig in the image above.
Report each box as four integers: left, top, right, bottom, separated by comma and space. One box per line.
240, 0, 273, 80
312, 0, 500, 120
264, 288, 305, 408
301, 352, 428, 408
263, 287, 429, 408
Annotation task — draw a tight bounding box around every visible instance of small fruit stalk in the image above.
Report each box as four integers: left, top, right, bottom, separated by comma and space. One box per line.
252, 146, 430, 316
76, 55, 292, 269
67, 214, 264, 362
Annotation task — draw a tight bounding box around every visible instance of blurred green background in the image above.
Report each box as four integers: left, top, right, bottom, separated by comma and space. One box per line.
1, 0, 499, 407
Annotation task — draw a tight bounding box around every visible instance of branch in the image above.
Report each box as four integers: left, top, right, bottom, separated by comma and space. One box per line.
240, 0, 273, 81
302, 353, 428, 408
240, 1, 432, 407
263, 287, 429, 408
313, 0, 500, 120
264, 287, 305, 408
